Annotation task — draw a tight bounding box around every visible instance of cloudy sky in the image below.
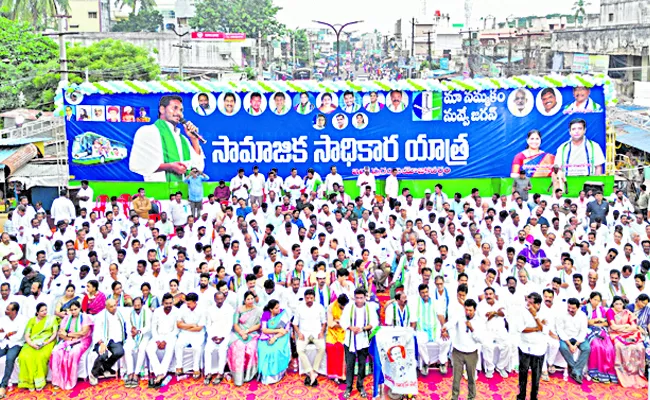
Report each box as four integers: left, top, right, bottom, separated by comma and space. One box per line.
274, 0, 601, 32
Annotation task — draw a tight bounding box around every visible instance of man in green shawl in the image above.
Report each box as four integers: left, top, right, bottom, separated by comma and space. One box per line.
129, 95, 205, 182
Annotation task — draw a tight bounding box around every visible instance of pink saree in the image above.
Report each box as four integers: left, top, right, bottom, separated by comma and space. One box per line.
606, 308, 648, 388
50, 314, 94, 390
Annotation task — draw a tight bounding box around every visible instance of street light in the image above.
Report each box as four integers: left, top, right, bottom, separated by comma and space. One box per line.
313, 20, 363, 77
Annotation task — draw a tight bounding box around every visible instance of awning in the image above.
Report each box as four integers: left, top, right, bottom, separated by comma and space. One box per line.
8, 163, 67, 189
495, 56, 523, 64
615, 124, 650, 153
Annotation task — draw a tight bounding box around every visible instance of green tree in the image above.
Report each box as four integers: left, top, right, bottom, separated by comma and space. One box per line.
0, 20, 160, 112
286, 28, 310, 66
190, 0, 284, 38
113, 0, 156, 13
111, 9, 163, 32
0, 0, 69, 30
572, 0, 591, 26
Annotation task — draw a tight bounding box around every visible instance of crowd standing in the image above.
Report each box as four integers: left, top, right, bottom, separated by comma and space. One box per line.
0, 168, 648, 400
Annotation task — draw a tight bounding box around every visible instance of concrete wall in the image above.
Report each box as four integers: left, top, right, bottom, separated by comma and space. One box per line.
68, 32, 253, 69
599, 0, 650, 25
551, 24, 650, 56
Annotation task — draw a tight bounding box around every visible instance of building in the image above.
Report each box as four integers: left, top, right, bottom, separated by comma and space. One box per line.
394, 16, 463, 62
551, 0, 650, 90
67, 0, 113, 32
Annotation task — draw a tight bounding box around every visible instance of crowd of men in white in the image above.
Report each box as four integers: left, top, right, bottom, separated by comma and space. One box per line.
0, 165, 648, 397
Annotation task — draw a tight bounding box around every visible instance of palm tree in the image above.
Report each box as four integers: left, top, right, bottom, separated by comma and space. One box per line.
113, 0, 156, 13
1, 0, 69, 29
572, 0, 591, 27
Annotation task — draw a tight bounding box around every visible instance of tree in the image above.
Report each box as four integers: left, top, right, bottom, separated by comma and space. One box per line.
0, 0, 69, 30
0, 17, 58, 111
190, 0, 284, 39
0, 19, 160, 112
572, 0, 591, 26
111, 9, 163, 32
285, 28, 310, 66
113, 0, 155, 13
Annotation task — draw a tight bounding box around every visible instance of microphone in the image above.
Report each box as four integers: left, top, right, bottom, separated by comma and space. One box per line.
179, 118, 207, 144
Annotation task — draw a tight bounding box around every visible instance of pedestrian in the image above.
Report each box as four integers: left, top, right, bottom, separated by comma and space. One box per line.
444, 298, 483, 400
184, 167, 209, 219
517, 292, 546, 400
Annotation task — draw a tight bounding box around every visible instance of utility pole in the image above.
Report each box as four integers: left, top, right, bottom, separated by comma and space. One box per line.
425, 31, 433, 62
42, 15, 78, 85
257, 33, 263, 80
313, 20, 363, 77
172, 25, 191, 80
461, 28, 479, 77
411, 18, 415, 59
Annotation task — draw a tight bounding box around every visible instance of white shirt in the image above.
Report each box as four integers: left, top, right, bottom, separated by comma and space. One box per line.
177, 304, 205, 338
385, 175, 399, 198
151, 307, 180, 341
356, 173, 376, 193
518, 309, 547, 356
324, 173, 343, 193
205, 303, 234, 339
230, 175, 251, 199
50, 196, 76, 224
294, 302, 326, 337
340, 302, 379, 352
0, 314, 28, 347
248, 173, 266, 197
77, 187, 95, 212
446, 312, 483, 353
169, 200, 189, 226
129, 121, 205, 182
94, 310, 126, 344
555, 311, 588, 342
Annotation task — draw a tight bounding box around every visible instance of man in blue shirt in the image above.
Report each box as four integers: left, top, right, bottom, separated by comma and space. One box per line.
184, 167, 209, 219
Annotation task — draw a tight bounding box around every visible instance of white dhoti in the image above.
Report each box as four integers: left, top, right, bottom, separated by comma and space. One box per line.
124, 336, 150, 375
203, 339, 229, 375
145, 335, 177, 376
415, 331, 452, 368
174, 333, 204, 371
543, 336, 560, 372
482, 332, 510, 373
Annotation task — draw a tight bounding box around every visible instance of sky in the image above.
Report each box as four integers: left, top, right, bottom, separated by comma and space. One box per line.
274, 0, 601, 33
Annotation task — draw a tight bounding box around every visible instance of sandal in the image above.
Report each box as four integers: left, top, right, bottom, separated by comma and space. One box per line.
211, 374, 223, 385
204, 375, 212, 385
193, 371, 201, 380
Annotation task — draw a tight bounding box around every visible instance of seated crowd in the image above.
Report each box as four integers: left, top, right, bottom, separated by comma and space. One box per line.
0, 167, 648, 399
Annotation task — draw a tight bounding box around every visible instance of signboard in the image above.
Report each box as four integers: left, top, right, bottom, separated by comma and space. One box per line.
572, 53, 590, 73
191, 32, 246, 41
63, 83, 607, 182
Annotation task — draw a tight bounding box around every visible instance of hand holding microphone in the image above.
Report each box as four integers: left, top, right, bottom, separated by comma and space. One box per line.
179, 118, 207, 144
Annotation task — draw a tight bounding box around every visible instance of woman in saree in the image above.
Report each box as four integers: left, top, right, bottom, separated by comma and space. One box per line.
107, 281, 132, 308
140, 282, 160, 311
580, 291, 617, 383
350, 258, 378, 302
227, 290, 262, 386
510, 129, 555, 178
54, 284, 80, 319
229, 264, 245, 292
257, 300, 291, 384
606, 296, 648, 388
326, 294, 349, 384
17, 303, 59, 391
628, 293, 650, 368
169, 279, 186, 308
81, 280, 106, 315
50, 300, 93, 390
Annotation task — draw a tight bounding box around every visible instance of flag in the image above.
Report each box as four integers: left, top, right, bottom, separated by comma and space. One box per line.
369, 326, 419, 398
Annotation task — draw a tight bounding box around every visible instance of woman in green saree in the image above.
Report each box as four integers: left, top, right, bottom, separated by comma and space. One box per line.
18, 303, 59, 391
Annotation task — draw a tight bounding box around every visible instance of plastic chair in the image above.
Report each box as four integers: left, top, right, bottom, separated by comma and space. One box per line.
149, 200, 162, 222
117, 194, 132, 217
92, 194, 109, 218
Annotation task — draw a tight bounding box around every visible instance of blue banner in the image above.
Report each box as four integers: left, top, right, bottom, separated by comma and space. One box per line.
64, 85, 606, 182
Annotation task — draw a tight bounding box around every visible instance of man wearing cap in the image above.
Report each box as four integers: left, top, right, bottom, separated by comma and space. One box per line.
130, 95, 204, 182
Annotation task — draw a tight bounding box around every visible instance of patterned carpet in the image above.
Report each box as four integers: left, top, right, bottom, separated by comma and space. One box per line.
5, 369, 644, 399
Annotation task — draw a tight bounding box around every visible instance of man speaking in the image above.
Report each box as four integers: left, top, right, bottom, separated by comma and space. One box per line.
130, 95, 205, 182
